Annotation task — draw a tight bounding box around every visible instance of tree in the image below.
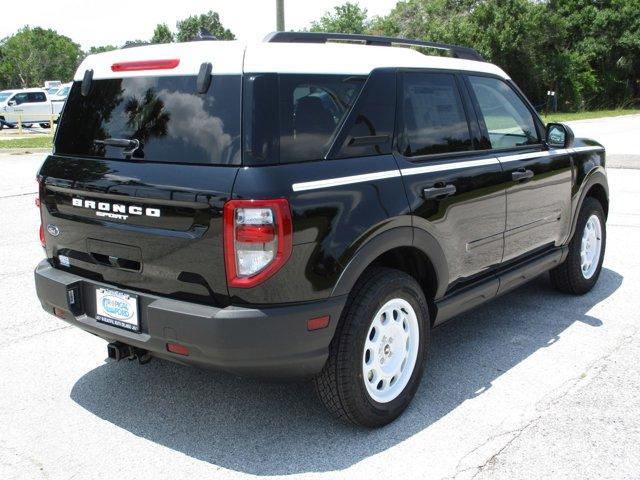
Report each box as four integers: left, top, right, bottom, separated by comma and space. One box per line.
310, 2, 370, 34
0, 26, 82, 89
368, 0, 601, 110
122, 39, 149, 48
175, 11, 235, 42
151, 23, 173, 44
87, 45, 118, 55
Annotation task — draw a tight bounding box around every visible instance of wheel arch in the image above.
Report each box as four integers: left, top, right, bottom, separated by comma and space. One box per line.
569, 169, 609, 242
331, 227, 449, 323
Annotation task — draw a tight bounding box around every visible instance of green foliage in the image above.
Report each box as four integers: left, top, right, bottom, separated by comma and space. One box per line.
0, 26, 82, 89
317, 0, 640, 110
149, 11, 235, 44
310, 2, 370, 34
122, 40, 149, 48
175, 11, 235, 42
0, 136, 52, 149
151, 23, 173, 44
87, 45, 118, 55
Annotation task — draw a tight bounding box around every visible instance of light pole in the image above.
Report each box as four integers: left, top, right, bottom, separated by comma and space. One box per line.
276, 0, 285, 31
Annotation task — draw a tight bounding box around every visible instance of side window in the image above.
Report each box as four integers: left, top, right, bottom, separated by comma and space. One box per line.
280, 75, 364, 163
28, 92, 47, 103
335, 70, 396, 159
467, 76, 539, 149
13, 93, 29, 105
398, 72, 472, 158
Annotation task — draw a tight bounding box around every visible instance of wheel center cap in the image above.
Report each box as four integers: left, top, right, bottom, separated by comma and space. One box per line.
384, 344, 391, 355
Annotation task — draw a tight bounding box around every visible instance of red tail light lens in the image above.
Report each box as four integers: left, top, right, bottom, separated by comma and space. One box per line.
224, 199, 292, 288
36, 180, 45, 248
111, 59, 180, 72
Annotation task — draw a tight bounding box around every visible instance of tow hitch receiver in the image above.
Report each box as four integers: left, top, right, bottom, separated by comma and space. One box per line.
107, 342, 135, 361
107, 342, 152, 364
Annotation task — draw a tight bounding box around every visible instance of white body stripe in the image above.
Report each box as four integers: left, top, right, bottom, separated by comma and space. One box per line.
400, 158, 499, 176
292, 170, 401, 192
572, 146, 605, 153
497, 149, 570, 163
290, 146, 604, 192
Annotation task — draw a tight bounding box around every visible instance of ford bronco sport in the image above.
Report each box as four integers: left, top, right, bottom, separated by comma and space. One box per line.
34, 32, 608, 427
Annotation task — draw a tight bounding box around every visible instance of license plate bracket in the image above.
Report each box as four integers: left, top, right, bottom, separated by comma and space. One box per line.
95, 287, 140, 332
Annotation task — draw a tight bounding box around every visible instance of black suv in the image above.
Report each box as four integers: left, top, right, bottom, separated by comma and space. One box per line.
35, 32, 608, 427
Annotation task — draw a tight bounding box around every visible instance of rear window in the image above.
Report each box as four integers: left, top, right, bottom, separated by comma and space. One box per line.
55, 75, 241, 165
244, 74, 365, 164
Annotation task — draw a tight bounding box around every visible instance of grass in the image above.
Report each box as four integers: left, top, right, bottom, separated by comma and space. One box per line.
541, 108, 640, 123
0, 136, 53, 149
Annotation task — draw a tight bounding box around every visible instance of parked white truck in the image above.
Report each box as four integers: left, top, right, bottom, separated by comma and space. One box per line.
0, 88, 63, 129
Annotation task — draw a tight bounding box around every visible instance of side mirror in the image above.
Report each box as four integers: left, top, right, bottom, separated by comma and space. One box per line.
546, 122, 574, 149
7, 100, 16, 107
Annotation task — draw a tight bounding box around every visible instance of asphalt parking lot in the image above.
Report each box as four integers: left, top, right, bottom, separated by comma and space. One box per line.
1, 115, 639, 479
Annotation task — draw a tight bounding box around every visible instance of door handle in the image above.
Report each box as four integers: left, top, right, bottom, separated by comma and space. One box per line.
512, 169, 534, 182
423, 184, 457, 200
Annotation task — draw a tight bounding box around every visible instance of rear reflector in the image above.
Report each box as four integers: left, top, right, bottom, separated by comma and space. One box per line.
307, 315, 330, 331
111, 59, 180, 72
166, 342, 189, 356
39, 224, 45, 248
53, 307, 66, 319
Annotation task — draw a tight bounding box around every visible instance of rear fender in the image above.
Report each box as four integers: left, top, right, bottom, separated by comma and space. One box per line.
331, 226, 449, 300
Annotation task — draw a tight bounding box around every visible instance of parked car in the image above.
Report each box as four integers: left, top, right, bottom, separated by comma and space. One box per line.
50, 82, 72, 117
0, 88, 57, 129
44, 80, 62, 95
34, 32, 608, 427
50, 82, 71, 102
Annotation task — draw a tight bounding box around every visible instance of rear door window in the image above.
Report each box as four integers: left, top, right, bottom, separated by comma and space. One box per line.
467, 75, 539, 149
55, 75, 241, 165
397, 72, 472, 157
28, 92, 47, 102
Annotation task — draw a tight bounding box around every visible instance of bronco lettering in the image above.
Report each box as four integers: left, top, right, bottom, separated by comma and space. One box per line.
71, 198, 160, 218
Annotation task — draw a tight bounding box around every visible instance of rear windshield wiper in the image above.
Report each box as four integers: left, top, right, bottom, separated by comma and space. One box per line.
94, 138, 140, 156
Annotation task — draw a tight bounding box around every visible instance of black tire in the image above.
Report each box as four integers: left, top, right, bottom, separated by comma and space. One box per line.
23, 123, 33, 128
550, 197, 606, 294
314, 267, 430, 428
39, 123, 50, 129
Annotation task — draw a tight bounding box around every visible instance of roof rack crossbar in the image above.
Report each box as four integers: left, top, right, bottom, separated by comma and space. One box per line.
263, 31, 484, 62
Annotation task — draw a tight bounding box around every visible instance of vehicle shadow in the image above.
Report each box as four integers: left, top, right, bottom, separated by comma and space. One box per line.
70, 268, 623, 475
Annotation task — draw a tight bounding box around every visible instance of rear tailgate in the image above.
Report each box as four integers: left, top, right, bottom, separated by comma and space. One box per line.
39, 156, 237, 305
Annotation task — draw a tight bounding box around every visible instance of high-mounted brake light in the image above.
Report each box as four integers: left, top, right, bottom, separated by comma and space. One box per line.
224, 199, 292, 288
111, 59, 180, 72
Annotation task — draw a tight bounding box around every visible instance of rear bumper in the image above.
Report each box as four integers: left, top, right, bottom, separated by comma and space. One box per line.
34, 260, 346, 378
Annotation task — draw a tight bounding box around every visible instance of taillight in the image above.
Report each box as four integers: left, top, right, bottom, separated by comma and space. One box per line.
224, 199, 292, 288
36, 179, 45, 248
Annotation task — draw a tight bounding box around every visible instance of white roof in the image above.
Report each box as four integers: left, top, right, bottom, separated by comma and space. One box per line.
75, 40, 509, 80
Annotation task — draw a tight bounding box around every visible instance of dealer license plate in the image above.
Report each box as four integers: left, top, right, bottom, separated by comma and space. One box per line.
95, 287, 139, 332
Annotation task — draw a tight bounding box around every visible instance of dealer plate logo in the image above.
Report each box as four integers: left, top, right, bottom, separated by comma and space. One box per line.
46, 224, 60, 236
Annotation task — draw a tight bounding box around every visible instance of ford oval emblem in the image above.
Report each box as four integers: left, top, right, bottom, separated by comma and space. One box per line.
46, 224, 60, 236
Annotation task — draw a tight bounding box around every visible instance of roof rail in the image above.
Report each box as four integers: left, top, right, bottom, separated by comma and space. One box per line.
263, 31, 484, 62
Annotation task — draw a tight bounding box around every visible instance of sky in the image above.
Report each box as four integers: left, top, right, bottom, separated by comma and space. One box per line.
3, 1, 399, 50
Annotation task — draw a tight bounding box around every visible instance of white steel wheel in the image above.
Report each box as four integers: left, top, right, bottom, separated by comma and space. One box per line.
580, 214, 602, 280
362, 297, 420, 404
